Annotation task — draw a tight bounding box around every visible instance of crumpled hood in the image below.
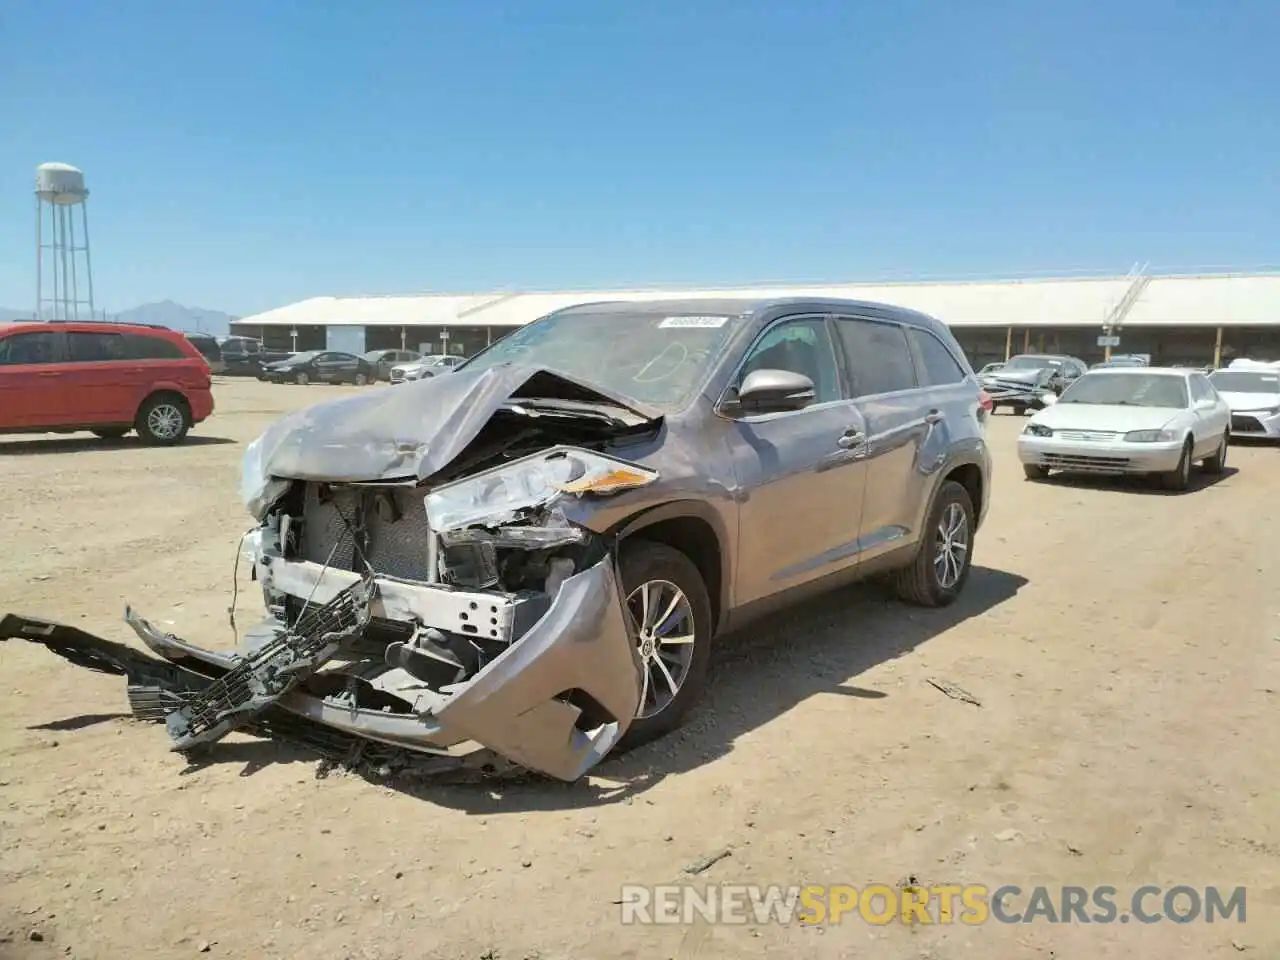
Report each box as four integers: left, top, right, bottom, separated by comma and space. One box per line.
990, 368, 1047, 385
256, 364, 663, 483
1031, 402, 1179, 433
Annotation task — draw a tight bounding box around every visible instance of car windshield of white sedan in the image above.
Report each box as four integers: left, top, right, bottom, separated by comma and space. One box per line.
459, 310, 741, 409
1003, 355, 1062, 371
1059, 373, 1189, 408
1209, 371, 1280, 393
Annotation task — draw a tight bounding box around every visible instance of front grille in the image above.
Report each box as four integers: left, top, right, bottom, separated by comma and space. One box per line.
1055, 429, 1119, 442
1041, 453, 1133, 473
1231, 414, 1264, 433
299, 483, 432, 580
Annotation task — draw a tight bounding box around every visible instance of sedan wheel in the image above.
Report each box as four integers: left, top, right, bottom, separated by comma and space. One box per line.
354, 372, 369, 386
1202, 432, 1228, 474
294, 372, 310, 385
1159, 439, 1193, 491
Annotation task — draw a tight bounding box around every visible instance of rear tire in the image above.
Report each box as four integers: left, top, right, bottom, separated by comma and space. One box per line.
135, 395, 191, 446
91, 427, 129, 440
1023, 463, 1049, 481
1159, 438, 1194, 491
1202, 432, 1228, 474
894, 480, 975, 608
614, 541, 713, 752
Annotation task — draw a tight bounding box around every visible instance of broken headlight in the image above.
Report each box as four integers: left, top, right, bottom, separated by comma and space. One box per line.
425, 446, 659, 532
240, 434, 291, 521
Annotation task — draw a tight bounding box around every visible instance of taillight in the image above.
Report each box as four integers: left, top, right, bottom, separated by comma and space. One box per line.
978, 389, 993, 417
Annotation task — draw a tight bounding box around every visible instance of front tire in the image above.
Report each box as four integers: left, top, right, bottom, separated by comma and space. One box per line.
135, 395, 191, 446
1023, 463, 1049, 481
615, 541, 713, 752
354, 372, 369, 386
1159, 438, 1194, 491
1202, 432, 1228, 474
294, 372, 310, 385
894, 480, 975, 607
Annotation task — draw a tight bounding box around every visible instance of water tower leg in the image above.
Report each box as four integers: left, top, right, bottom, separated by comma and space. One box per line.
80, 202, 95, 318
34, 197, 42, 322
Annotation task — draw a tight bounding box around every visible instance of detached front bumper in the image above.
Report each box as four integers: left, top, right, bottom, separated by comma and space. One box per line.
1017, 435, 1185, 474
0, 555, 644, 783
1229, 409, 1280, 439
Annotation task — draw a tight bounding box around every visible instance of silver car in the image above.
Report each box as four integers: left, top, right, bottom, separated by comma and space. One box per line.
3, 297, 993, 784
1017, 367, 1231, 490
389, 354, 464, 384
1207, 368, 1280, 439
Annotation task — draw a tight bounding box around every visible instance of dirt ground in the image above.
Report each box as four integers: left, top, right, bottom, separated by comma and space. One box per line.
1, 378, 1276, 960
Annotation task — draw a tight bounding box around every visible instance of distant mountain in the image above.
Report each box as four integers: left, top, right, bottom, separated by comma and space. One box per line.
113, 301, 236, 337
0, 300, 235, 336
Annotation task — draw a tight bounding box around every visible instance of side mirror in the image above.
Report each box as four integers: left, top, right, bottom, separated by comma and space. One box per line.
726, 368, 817, 415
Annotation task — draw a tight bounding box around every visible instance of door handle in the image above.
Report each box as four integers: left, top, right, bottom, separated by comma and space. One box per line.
925, 410, 944, 425
837, 429, 866, 449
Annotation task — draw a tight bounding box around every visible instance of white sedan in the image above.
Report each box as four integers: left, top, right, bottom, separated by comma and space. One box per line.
1207, 368, 1280, 439
1016, 367, 1231, 491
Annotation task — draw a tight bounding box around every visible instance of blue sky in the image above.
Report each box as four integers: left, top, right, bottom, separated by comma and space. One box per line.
2, 0, 1278, 316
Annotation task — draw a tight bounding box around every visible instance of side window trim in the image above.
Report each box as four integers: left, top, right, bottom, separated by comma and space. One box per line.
833, 314, 920, 398
715, 312, 848, 416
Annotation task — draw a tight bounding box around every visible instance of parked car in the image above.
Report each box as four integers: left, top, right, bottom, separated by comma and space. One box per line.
184, 332, 225, 374
976, 361, 1006, 378
2, 297, 993, 784
219, 336, 279, 376
1017, 367, 1230, 490
363, 349, 421, 382
1207, 367, 1280, 439
1090, 353, 1149, 370
0, 321, 214, 444
389, 353, 465, 383
260, 350, 375, 385
984, 353, 1087, 414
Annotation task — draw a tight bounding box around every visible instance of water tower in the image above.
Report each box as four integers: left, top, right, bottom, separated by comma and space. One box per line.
35, 162, 95, 321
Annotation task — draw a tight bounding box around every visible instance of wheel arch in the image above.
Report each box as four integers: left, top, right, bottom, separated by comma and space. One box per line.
608, 500, 731, 635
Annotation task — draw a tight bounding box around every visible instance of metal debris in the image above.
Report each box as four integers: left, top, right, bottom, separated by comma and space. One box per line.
926, 678, 982, 707
683, 847, 733, 875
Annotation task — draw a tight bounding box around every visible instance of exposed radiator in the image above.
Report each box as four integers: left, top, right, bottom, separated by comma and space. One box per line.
299, 483, 432, 580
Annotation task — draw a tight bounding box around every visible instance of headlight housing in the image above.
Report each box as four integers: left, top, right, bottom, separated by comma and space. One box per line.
240, 434, 291, 521
1124, 428, 1178, 443
425, 446, 659, 532
1023, 423, 1053, 438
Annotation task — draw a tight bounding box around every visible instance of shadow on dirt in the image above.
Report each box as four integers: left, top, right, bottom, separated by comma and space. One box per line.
28, 712, 131, 732
409, 564, 1028, 813
23, 566, 1026, 805
0, 434, 237, 456
1031, 464, 1238, 496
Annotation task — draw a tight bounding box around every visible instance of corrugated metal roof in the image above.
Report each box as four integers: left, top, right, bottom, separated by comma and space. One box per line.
236, 273, 1280, 330
1122, 275, 1280, 326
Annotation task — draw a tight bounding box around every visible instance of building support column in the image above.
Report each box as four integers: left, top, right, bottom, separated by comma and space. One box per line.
1022, 328, 1030, 353
1004, 326, 1013, 361
1213, 326, 1223, 368
486, 327, 492, 347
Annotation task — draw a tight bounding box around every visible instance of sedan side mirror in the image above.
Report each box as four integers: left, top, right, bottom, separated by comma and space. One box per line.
725, 368, 817, 416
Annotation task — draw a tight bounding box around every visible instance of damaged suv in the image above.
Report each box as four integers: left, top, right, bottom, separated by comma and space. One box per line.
2, 298, 992, 783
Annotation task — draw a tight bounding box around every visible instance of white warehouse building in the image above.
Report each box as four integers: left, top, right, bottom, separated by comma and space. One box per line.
230, 270, 1280, 368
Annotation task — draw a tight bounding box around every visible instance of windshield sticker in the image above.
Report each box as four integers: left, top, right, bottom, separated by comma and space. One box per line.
658, 315, 730, 329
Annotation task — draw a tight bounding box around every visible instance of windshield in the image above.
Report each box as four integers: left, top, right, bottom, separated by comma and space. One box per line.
284, 350, 320, 363
459, 309, 741, 409
1003, 355, 1061, 371
1059, 372, 1188, 408
1209, 371, 1280, 393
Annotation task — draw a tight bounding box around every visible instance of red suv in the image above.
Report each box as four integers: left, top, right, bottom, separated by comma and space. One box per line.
0, 322, 215, 445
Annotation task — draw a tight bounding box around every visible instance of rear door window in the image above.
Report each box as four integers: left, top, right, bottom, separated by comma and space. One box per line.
0, 331, 67, 364
906, 327, 967, 386
68, 331, 126, 362
124, 333, 186, 360
834, 318, 918, 396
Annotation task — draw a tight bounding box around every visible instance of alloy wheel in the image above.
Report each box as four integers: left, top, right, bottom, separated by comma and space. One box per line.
625, 579, 697, 720
146, 403, 185, 441
933, 501, 969, 590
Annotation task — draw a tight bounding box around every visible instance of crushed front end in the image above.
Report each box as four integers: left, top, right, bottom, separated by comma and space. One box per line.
3, 371, 668, 783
